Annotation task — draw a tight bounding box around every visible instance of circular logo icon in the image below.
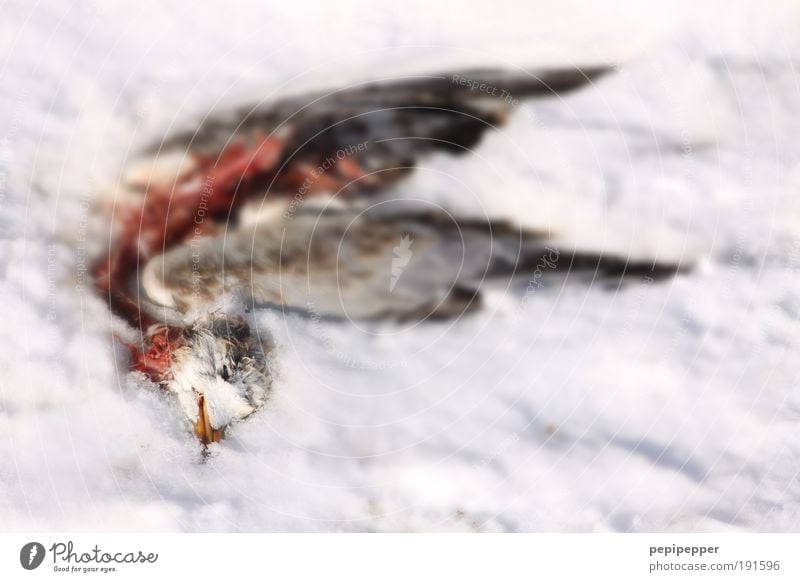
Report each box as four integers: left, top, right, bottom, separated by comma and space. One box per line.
19, 542, 45, 570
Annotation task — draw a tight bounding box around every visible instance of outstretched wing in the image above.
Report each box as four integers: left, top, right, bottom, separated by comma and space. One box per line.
142, 202, 689, 321
141, 204, 556, 319
154, 65, 612, 159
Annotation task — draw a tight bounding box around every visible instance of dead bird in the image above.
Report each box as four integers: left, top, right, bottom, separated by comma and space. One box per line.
93, 64, 681, 446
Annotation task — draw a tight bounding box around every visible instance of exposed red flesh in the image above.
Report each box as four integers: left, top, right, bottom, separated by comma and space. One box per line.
93, 133, 374, 384
127, 325, 185, 380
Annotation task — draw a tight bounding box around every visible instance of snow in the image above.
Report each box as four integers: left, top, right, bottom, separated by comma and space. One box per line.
2, 0, 800, 531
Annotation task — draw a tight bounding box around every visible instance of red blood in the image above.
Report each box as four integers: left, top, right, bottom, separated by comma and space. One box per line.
92, 132, 376, 382
335, 156, 380, 186
92, 137, 284, 381
127, 326, 185, 381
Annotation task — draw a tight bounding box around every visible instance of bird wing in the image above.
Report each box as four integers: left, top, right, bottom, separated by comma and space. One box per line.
141, 200, 689, 321
141, 204, 551, 320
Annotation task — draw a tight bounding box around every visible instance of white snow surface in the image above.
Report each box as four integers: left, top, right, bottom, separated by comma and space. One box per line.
2, 0, 800, 531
